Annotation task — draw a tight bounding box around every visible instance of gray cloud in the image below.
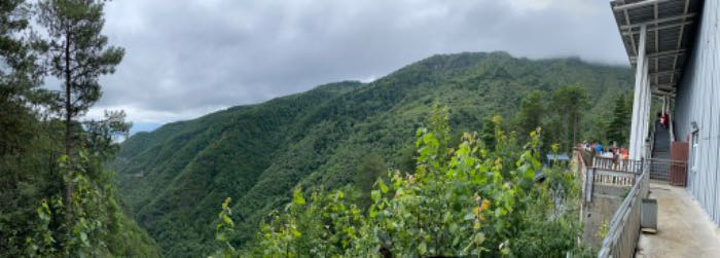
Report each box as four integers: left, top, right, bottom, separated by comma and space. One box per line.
87, 0, 628, 124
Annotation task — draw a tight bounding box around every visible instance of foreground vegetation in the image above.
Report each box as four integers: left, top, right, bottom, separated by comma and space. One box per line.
212, 107, 593, 257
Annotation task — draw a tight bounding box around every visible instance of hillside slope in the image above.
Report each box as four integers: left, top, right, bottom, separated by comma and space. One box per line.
114, 52, 633, 256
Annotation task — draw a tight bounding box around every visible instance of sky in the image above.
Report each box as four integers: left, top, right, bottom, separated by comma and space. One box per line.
79, 0, 630, 133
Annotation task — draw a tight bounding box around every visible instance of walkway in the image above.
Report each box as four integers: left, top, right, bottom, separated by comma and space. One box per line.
636, 183, 720, 258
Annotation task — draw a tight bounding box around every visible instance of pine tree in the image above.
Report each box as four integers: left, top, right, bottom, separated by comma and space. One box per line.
607, 94, 631, 146
0, 0, 43, 154
37, 0, 124, 231
514, 90, 544, 139
551, 85, 589, 151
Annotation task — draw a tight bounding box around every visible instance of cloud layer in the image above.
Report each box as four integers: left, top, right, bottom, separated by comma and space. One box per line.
85, 0, 628, 124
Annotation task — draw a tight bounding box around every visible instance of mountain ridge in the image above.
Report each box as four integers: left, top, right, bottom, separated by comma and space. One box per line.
115, 51, 633, 256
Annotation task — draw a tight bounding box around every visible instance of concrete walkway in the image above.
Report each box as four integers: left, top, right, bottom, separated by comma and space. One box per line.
636, 183, 720, 258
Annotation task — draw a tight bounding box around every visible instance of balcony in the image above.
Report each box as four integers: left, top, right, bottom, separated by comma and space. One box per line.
635, 183, 720, 257
577, 150, 720, 257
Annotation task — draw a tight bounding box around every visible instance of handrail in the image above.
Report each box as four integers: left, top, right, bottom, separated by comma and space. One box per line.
592, 156, 643, 174
575, 149, 591, 202
598, 159, 649, 258
669, 113, 676, 142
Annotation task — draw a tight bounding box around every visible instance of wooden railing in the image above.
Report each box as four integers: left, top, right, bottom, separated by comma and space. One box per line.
593, 169, 636, 187
593, 156, 644, 174
576, 150, 644, 202
575, 150, 591, 202
597, 159, 650, 258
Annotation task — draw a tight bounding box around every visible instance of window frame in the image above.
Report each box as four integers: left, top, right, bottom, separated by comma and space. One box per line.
690, 130, 699, 172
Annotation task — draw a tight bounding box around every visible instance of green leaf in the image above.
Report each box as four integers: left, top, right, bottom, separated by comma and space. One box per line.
418, 242, 427, 255
216, 233, 227, 242
378, 179, 389, 194
80, 232, 88, 245
371, 190, 381, 202
369, 206, 378, 218
292, 188, 306, 205
474, 232, 485, 245
463, 211, 475, 221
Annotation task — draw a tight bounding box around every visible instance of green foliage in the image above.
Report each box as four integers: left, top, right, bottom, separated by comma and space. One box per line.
37, 0, 125, 119
513, 90, 545, 141
22, 150, 162, 257
549, 84, 590, 151
114, 52, 633, 256
210, 197, 236, 258
1, 1, 160, 256
215, 107, 588, 256
607, 94, 632, 146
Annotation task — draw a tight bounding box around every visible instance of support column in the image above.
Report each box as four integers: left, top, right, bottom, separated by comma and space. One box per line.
638, 56, 650, 159
629, 25, 647, 160
643, 56, 651, 157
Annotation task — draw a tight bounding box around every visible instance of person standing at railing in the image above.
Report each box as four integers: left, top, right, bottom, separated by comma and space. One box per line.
610, 141, 619, 170
620, 147, 629, 170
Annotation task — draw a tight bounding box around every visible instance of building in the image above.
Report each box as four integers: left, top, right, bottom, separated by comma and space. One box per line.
611, 0, 719, 224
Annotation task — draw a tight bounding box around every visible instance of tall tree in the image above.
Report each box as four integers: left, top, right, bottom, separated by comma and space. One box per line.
607, 94, 631, 146
551, 85, 589, 151
0, 0, 43, 154
0, 1, 50, 254
37, 0, 124, 228
514, 90, 545, 138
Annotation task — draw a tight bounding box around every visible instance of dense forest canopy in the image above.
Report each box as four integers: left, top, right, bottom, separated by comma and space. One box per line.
115, 52, 634, 256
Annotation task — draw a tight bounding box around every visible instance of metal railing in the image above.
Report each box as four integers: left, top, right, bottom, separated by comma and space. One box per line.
648, 158, 688, 186
598, 159, 650, 258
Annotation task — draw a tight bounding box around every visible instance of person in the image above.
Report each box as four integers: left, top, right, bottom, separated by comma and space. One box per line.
595, 141, 603, 155
662, 112, 669, 128
658, 112, 666, 128
610, 141, 619, 168
620, 147, 628, 159
620, 147, 629, 170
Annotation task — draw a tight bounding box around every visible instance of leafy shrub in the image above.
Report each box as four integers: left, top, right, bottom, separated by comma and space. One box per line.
213, 107, 589, 257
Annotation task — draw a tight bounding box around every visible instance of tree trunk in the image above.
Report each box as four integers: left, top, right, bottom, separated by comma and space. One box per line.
573, 114, 577, 148
63, 27, 73, 232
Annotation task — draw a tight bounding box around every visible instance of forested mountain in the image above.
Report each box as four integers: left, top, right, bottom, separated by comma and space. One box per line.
115, 52, 633, 257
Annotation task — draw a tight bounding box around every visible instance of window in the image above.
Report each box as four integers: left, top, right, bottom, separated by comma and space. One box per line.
690, 130, 699, 172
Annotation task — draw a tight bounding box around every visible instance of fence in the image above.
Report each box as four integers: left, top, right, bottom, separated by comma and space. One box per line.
648, 158, 688, 186
593, 169, 637, 187
576, 151, 644, 202
597, 160, 650, 258
593, 156, 644, 174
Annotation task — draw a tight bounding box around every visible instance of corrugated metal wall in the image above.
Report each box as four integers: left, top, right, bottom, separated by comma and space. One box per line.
674, 0, 720, 225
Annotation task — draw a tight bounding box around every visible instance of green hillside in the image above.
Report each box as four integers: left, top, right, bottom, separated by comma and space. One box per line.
115, 52, 633, 257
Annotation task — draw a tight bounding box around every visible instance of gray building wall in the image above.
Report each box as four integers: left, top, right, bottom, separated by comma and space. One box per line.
673, 0, 720, 225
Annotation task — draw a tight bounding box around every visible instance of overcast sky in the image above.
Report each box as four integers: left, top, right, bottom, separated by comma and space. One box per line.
83, 0, 629, 127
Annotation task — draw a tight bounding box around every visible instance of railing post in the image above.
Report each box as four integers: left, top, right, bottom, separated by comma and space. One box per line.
586, 168, 594, 203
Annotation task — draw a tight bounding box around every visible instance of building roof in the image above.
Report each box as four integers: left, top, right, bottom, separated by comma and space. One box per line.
546, 153, 571, 162
610, 0, 704, 96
